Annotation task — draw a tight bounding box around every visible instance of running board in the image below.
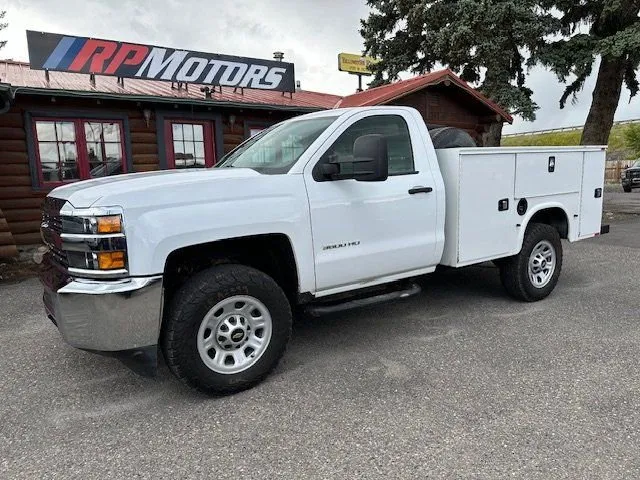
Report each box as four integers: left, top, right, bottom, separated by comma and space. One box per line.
305, 283, 421, 317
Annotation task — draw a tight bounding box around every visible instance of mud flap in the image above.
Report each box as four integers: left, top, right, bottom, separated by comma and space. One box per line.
89, 345, 158, 377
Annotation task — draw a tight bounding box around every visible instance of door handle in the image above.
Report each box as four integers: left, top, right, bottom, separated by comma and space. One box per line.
408, 186, 433, 195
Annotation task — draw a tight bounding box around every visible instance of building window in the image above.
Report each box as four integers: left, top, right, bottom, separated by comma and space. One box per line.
246, 121, 273, 139
33, 118, 127, 186
165, 120, 215, 168
84, 122, 125, 178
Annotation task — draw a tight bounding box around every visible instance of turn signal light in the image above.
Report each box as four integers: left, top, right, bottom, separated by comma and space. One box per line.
97, 215, 122, 234
97, 251, 126, 270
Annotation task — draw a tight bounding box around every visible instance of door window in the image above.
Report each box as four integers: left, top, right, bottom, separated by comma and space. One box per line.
316, 115, 415, 179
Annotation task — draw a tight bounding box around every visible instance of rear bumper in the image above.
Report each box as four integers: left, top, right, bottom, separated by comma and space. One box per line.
41, 254, 163, 352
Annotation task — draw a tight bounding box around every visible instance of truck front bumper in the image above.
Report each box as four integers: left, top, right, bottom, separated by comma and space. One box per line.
622, 178, 640, 188
41, 255, 163, 372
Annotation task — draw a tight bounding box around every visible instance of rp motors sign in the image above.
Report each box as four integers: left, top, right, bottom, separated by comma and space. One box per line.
26, 31, 296, 93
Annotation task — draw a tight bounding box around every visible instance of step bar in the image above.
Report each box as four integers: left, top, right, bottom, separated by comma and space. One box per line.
305, 283, 421, 317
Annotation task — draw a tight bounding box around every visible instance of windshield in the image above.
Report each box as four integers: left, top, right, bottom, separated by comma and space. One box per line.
634, 160, 640, 168
217, 116, 338, 174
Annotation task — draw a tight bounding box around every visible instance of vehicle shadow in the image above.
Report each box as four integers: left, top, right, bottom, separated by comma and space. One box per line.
278, 263, 507, 372
43, 264, 508, 401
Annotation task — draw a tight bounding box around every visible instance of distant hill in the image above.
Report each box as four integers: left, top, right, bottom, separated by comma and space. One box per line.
501, 122, 635, 161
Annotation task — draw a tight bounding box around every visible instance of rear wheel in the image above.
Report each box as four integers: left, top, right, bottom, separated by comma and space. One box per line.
499, 223, 563, 302
162, 264, 292, 395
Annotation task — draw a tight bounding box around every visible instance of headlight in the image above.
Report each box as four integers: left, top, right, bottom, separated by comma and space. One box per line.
97, 215, 122, 234
61, 213, 123, 235
97, 251, 126, 270
42, 203, 128, 278
621, 172, 627, 179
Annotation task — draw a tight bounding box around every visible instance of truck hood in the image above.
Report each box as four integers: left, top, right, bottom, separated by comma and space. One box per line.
50, 168, 261, 208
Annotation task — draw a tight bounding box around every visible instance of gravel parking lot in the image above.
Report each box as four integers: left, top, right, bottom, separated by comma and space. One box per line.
1, 215, 639, 479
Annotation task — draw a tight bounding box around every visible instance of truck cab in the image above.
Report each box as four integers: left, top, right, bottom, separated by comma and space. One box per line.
40, 106, 607, 395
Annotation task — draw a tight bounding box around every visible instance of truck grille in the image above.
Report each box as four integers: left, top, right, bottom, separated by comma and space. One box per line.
48, 245, 69, 268
41, 197, 68, 268
42, 211, 63, 233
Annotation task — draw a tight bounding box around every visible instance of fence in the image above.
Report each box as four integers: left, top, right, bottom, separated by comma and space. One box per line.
503, 118, 640, 138
605, 160, 634, 183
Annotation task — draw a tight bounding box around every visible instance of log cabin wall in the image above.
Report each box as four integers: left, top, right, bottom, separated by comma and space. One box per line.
0, 106, 44, 247
0, 206, 18, 258
388, 84, 501, 144
0, 94, 304, 251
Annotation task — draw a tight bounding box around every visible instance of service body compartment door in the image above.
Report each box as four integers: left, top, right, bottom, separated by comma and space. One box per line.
579, 151, 605, 238
458, 153, 516, 263
515, 151, 583, 197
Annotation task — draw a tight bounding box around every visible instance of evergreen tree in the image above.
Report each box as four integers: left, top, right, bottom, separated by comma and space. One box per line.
0, 11, 6, 51
534, 1, 640, 145
360, 0, 557, 145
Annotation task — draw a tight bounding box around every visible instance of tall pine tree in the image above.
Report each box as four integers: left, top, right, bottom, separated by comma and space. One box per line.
534, 1, 640, 145
360, 0, 557, 145
0, 11, 7, 51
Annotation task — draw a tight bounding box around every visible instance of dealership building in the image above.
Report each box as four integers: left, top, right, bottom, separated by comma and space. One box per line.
0, 33, 511, 258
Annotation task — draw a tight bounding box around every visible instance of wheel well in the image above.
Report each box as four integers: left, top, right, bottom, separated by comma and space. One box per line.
162, 233, 299, 309
528, 208, 569, 239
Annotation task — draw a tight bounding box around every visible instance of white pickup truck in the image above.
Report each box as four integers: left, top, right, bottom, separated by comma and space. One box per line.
40, 106, 608, 394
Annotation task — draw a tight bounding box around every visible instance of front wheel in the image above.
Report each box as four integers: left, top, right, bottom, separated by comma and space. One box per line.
162, 264, 292, 395
499, 223, 563, 302
623, 185, 632, 193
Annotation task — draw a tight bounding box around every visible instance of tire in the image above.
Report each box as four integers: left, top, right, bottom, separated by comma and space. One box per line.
162, 264, 292, 395
499, 223, 563, 302
429, 127, 477, 148
623, 185, 632, 193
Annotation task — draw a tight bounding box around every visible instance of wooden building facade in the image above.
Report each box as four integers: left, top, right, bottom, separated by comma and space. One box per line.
0, 60, 341, 256
336, 69, 513, 145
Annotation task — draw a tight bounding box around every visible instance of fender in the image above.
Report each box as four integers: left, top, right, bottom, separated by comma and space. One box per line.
160, 230, 304, 288
515, 200, 574, 254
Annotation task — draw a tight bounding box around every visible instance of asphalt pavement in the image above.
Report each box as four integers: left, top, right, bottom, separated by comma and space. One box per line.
604, 186, 640, 215
1, 217, 640, 479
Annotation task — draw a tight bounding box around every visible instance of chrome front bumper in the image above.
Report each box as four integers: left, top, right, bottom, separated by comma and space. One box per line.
41, 254, 163, 352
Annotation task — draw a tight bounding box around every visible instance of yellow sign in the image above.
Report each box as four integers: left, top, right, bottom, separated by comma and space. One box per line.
338, 53, 379, 75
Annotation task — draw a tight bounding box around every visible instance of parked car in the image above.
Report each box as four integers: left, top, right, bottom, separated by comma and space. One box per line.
40, 106, 608, 395
621, 160, 640, 192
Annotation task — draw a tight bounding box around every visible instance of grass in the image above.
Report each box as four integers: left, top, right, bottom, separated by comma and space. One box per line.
502, 123, 633, 159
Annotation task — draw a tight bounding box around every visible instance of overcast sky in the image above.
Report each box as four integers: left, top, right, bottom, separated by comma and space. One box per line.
2, 0, 639, 134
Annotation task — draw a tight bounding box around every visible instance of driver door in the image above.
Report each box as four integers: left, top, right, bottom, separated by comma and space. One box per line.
303, 110, 440, 294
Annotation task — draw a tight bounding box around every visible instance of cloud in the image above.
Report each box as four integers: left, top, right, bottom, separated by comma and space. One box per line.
2, 0, 638, 132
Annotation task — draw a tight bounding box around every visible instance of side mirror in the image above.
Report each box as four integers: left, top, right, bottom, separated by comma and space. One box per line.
322, 134, 389, 182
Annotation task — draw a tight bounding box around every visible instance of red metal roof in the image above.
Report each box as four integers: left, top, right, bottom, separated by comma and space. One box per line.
335, 68, 513, 123
0, 59, 341, 111
0, 61, 511, 122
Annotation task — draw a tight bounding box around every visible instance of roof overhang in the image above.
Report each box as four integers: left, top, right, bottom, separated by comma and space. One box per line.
335, 69, 513, 124
7, 85, 325, 113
